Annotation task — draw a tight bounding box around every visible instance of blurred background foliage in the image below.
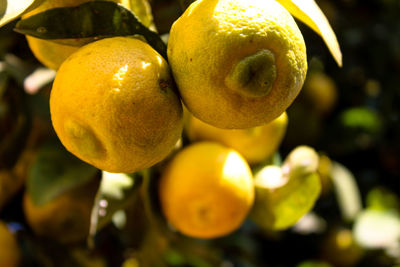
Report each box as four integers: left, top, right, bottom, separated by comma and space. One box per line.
1, 0, 400, 266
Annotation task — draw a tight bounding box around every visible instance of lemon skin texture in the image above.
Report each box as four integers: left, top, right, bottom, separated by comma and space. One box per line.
0, 221, 20, 267
186, 111, 288, 164
50, 37, 183, 173
167, 0, 307, 129
159, 142, 254, 239
23, 0, 154, 70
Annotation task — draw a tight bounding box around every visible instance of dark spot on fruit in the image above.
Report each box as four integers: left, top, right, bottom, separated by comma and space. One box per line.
159, 80, 171, 92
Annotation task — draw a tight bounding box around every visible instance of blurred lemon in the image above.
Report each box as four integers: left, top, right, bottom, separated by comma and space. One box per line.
321, 228, 364, 267
186, 111, 288, 164
167, 0, 307, 128
159, 142, 254, 238
50, 37, 183, 173
303, 71, 338, 115
23, 177, 99, 244
0, 221, 20, 267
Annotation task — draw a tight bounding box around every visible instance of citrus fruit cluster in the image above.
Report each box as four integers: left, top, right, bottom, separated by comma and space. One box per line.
22, 0, 311, 240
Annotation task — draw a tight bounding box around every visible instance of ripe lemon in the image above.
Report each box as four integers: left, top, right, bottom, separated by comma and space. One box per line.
185, 111, 288, 164
50, 37, 183, 173
159, 142, 254, 239
23, 0, 154, 70
23, 178, 99, 244
0, 221, 20, 267
167, 0, 307, 129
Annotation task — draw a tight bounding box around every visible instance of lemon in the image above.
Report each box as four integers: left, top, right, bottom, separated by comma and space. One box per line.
23, 0, 154, 70
0, 149, 35, 211
23, 177, 99, 244
302, 71, 338, 115
321, 228, 364, 267
159, 142, 254, 239
186, 111, 288, 164
50, 37, 183, 173
167, 0, 307, 129
0, 221, 20, 267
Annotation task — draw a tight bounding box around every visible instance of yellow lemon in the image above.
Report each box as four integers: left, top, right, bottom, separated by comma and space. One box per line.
50, 37, 183, 173
0, 221, 20, 267
321, 228, 364, 267
23, 0, 154, 70
159, 142, 254, 239
23, 178, 99, 244
186, 111, 288, 164
167, 0, 307, 129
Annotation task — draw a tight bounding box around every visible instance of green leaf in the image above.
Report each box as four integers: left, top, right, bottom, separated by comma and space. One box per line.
27, 139, 98, 206
330, 161, 362, 222
250, 146, 321, 231
88, 170, 143, 247
0, 0, 44, 27
14, 1, 167, 59
366, 187, 400, 211
250, 166, 321, 230
276, 0, 342, 67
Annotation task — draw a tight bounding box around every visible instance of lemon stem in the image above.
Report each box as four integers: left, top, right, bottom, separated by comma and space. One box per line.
225, 49, 277, 97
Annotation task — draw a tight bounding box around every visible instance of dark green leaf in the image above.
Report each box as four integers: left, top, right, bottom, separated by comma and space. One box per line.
27, 139, 98, 206
14, 1, 167, 59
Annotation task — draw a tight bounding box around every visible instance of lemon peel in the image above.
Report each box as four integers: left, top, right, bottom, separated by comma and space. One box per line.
159, 142, 254, 239
50, 37, 183, 173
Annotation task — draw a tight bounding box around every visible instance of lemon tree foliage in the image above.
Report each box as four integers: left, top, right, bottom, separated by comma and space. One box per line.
275, 0, 342, 66
15, 1, 167, 59
250, 146, 321, 230
27, 139, 98, 205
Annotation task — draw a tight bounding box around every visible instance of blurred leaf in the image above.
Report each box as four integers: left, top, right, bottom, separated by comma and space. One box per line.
366, 187, 400, 212
282, 145, 319, 176
354, 209, 400, 249
14, 1, 167, 59
250, 162, 321, 230
23, 67, 56, 94
88, 171, 143, 247
0, 0, 44, 27
27, 139, 98, 206
297, 260, 333, 267
340, 107, 382, 134
276, 0, 342, 66
292, 212, 326, 235
330, 161, 362, 222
